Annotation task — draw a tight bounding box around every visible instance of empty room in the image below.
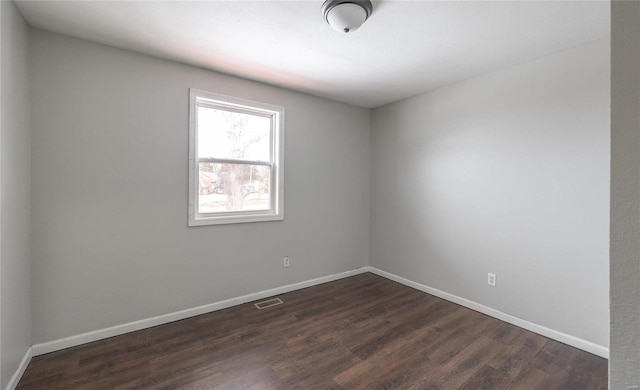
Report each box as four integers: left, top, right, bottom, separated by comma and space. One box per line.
2, 0, 639, 389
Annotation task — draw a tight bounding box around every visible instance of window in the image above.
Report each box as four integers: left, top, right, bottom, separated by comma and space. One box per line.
188, 89, 284, 226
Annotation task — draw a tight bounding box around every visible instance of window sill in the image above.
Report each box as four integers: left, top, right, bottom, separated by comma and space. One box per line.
188, 212, 284, 226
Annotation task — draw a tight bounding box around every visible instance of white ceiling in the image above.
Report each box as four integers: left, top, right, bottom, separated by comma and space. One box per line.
15, 0, 610, 108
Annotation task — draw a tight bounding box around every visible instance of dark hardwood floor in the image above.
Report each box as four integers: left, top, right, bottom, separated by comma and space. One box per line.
17, 273, 607, 389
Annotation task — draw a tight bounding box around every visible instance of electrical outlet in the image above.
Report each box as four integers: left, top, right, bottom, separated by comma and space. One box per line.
488, 273, 497, 287
283, 256, 290, 267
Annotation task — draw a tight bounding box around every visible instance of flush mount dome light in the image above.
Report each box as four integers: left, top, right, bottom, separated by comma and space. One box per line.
322, 0, 373, 33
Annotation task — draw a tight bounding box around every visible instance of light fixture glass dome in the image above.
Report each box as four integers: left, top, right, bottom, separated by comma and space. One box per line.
322, 0, 373, 33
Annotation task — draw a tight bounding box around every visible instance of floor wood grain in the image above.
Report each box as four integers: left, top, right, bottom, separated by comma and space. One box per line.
17, 273, 607, 389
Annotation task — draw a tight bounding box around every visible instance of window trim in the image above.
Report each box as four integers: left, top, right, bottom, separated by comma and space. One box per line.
188, 89, 284, 226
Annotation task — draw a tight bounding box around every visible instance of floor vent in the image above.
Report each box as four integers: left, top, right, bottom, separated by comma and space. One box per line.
254, 298, 283, 309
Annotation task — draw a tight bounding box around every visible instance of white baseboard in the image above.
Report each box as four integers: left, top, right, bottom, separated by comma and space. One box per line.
6, 347, 32, 390
366, 266, 609, 359
32, 267, 368, 356
26, 265, 607, 368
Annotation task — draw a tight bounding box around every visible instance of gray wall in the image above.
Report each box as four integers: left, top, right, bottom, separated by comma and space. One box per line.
0, 1, 32, 388
610, 1, 640, 387
30, 30, 370, 344
371, 39, 609, 348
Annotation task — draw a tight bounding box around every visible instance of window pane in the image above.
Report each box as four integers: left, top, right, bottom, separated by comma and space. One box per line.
197, 106, 271, 161
198, 162, 271, 214
189, 89, 283, 226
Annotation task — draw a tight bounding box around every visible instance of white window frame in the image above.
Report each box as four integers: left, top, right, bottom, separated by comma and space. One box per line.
188, 89, 284, 226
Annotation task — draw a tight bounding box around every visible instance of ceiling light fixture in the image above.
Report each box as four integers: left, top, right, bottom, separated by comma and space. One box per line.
322, 0, 373, 34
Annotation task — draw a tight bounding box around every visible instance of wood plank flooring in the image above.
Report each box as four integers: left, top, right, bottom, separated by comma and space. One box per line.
17, 273, 607, 389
